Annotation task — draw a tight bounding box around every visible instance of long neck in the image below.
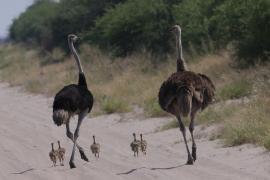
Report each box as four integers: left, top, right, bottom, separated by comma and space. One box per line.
68, 38, 84, 74
176, 31, 188, 72
58, 142, 61, 148
93, 136, 96, 144
133, 135, 136, 141
51, 144, 54, 151
140, 135, 143, 141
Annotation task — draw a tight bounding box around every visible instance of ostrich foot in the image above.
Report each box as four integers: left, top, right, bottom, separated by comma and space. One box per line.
186, 156, 194, 165
79, 149, 89, 162
69, 161, 76, 169
192, 147, 197, 161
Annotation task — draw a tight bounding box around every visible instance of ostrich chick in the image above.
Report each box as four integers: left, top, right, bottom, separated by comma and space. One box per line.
49, 143, 57, 167
130, 133, 140, 157
57, 140, 66, 166
140, 134, 147, 155
90, 135, 100, 158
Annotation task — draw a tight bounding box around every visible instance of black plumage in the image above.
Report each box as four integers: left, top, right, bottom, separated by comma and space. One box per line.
52, 34, 94, 168
53, 74, 93, 126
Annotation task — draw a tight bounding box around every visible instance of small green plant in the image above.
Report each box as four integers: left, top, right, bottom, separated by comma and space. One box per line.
222, 118, 267, 147
218, 80, 252, 100
25, 79, 44, 93
143, 97, 168, 117
198, 105, 237, 124
159, 103, 238, 132
221, 98, 270, 150
100, 96, 130, 114
160, 119, 178, 131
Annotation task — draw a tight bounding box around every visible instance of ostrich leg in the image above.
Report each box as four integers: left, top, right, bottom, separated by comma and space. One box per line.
177, 115, 194, 165
189, 111, 197, 161
66, 122, 89, 162
69, 109, 88, 168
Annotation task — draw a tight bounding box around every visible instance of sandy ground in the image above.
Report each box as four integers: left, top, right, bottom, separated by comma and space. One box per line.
0, 83, 270, 180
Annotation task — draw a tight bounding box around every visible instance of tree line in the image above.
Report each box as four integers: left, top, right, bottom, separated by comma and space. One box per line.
9, 0, 270, 66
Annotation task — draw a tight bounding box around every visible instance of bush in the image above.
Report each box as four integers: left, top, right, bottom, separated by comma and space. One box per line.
9, 0, 57, 50
8, 0, 270, 65
212, 0, 270, 66
172, 0, 220, 50
218, 80, 252, 100
160, 119, 178, 131
143, 97, 168, 117
91, 0, 172, 56
100, 96, 130, 114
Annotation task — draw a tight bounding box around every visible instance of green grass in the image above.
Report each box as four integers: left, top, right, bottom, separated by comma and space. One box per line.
0, 44, 230, 116
221, 98, 270, 149
198, 105, 238, 124
100, 96, 130, 114
159, 105, 239, 131
218, 80, 252, 100
143, 97, 168, 117
159, 119, 178, 131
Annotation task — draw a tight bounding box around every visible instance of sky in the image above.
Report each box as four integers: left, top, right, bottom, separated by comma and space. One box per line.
0, 0, 33, 38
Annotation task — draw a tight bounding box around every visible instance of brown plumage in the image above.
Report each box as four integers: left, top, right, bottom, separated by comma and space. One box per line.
90, 135, 100, 158
130, 133, 140, 157
158, 25, 215, 165
49, 143, 57, 167
140, 134, 147, 155
57, 141, 66, 166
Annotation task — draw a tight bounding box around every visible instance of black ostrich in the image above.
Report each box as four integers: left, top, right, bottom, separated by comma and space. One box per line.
158, 25, 215, 165
52, 34, 94, 168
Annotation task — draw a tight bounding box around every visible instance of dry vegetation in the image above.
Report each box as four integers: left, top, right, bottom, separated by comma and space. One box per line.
0, 44, 173, 115
0, 44, 270, 150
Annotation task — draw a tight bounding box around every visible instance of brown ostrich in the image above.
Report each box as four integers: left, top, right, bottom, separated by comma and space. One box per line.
57, 140, 66, 166
90, 135, 100, 158
49, 143, 57, 167
158, 25, 215, 165
140, 134, 147, 155
130, 133, 140, 157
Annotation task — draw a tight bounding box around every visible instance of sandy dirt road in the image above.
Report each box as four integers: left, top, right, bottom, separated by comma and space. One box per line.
0, 83, 270, 180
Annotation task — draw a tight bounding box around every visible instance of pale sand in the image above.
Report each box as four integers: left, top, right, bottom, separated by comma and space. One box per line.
0, 83, 269, 180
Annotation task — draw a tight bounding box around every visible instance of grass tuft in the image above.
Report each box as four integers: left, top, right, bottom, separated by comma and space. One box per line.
218, 80, 252, 100
143, 97, 168, 117
160, 119, 178, 131
222, 97, 270, 149
100, 96, 130, 114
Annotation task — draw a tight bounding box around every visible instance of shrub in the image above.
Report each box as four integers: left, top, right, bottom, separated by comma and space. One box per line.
198, 106, 236, 124
143, 97, 168, 117
212, 0, 270, 66
100, 96, 130, 114
91, 0, 172, 56
218, 80, 252, 100
9, 0, 57, 50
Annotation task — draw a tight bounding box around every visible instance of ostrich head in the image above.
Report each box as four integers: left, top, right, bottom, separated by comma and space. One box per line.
140, 134, 143, 140
68, 34, 79, 42
170, 25, 181, 35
